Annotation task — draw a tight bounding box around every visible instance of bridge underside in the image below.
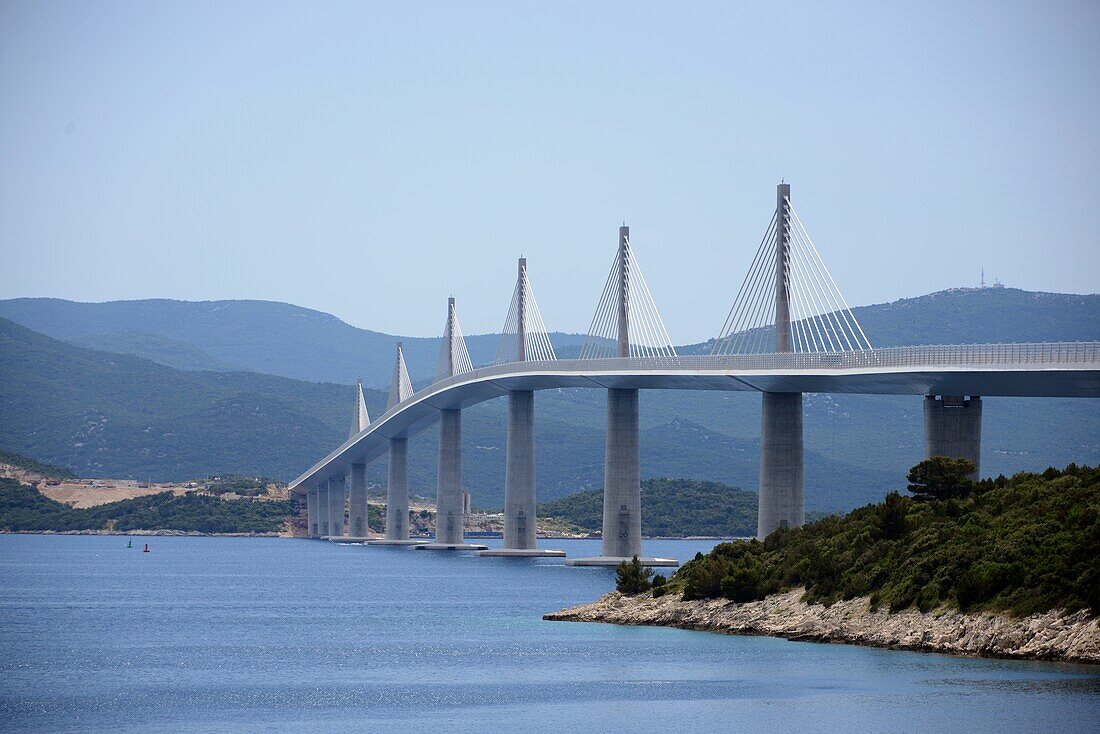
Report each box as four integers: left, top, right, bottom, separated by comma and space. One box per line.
290, 361, 1099, 491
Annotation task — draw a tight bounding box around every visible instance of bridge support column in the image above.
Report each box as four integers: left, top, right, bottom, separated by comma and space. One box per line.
924, 395, 982, 480
419, 408, 486, 551
307, 488, 319, 538
347, 462, 369, 540
317, 484, 330, 538
370, 437, 426, 546
327, 477, 346, 539
567, 388, 675, 567
478, 390, 565, 558
603, 388, 641, 558
504, 390, 536, 549
387, 437, 410, 539
758, 391, 804, 540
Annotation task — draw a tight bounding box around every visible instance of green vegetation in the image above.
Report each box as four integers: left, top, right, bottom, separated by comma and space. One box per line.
0, 449, 76, 479
615, 556, 654, 595
203, 475, 276, 497
539, 478, 760, 537
0, 478, 291, 534
906, 456, 975, 500
668, 464, 1100, 615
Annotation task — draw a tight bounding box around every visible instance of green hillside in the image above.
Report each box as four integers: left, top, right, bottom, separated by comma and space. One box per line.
668, 464, 1100, 616
0, 449, 76, 478
539, 478, 760, 537
0, 478, 290, 534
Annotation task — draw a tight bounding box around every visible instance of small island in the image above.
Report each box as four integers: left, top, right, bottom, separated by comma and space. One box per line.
546, 460, 1100, 664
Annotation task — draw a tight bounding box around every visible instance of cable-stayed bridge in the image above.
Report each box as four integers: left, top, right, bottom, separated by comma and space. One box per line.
290, 184, 1100, 566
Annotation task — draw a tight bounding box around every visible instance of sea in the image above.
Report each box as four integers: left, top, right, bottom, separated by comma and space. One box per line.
1, 534, 1097, 733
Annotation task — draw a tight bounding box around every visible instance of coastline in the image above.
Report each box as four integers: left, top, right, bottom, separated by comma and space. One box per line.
544, 588, 1100, 664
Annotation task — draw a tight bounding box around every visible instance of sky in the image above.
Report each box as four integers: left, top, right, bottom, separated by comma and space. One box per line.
2, 1, 1098, 342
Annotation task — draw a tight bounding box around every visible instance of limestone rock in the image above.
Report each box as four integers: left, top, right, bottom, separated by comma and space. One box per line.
544, 589, 1100, 664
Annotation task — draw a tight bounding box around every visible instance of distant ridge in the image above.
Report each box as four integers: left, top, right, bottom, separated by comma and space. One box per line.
0, 297, 589, 388
1, 288, 1096, 384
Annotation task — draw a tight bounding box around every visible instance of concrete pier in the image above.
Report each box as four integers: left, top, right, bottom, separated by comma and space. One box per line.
503, 390, 536, 546
924, 395, 983, 479
369, 437, 426, 546
419, 408, 487, 551
477, 389, 565, 558
317, 485, 329, 538
757, 391, 805, 539
567, 388, 676, 567
325, 477, 346, 539
345, 462, 370, 541
307, 488, 319, 538
602, 388, 641, 558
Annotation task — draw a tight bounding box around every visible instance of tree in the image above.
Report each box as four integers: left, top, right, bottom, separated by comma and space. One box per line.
615, 556, 653, 595
906, 456, 976, 500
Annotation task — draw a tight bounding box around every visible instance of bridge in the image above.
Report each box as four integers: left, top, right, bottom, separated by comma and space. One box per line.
289, 184, 1100, 566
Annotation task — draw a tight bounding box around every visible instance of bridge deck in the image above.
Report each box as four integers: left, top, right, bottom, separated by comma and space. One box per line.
289, 343, 1100, 491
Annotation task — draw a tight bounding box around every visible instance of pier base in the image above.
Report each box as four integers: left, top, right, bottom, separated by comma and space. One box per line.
565, 556, 678, 568
476, 548, 566, 558
416, 542, 489, 551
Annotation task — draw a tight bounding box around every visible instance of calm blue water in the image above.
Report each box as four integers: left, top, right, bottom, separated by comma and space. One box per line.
1, 535, 1097, 733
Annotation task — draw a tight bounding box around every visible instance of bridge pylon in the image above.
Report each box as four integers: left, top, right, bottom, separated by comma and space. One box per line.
420, 298, 486, 551
568, 226, 677, 567
367, 345, 422, 545
480, 259, 565, 557
370, 342, 426, 545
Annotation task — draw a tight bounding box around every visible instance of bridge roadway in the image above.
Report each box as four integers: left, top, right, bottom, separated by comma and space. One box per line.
290, 342, 1100, 492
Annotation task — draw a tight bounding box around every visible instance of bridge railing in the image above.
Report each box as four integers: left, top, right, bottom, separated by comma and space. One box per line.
417, 342, 1100, 396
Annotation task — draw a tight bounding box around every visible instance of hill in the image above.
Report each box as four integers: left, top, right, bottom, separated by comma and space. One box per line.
0, 478, 290, 534
538, 478, 760, 537
670, 464, 1100, 616
0, 449, 76, 479
3, 288, 1095, 386
0, 297, 588, 388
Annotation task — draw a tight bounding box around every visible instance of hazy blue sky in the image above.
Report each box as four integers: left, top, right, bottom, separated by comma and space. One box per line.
2, 1, 1098, 342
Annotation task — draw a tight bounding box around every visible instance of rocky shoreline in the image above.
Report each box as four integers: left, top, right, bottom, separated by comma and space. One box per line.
544, 588, 1100, 664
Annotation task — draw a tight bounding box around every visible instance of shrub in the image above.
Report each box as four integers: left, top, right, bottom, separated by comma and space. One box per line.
615, 556, 653, 595
907, 456, 976, 500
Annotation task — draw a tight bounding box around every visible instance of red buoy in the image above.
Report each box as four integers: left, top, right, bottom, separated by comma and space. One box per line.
143, 544, 150, 553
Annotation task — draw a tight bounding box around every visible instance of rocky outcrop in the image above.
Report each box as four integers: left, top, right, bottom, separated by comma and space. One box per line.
544, 589, 1100, 664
